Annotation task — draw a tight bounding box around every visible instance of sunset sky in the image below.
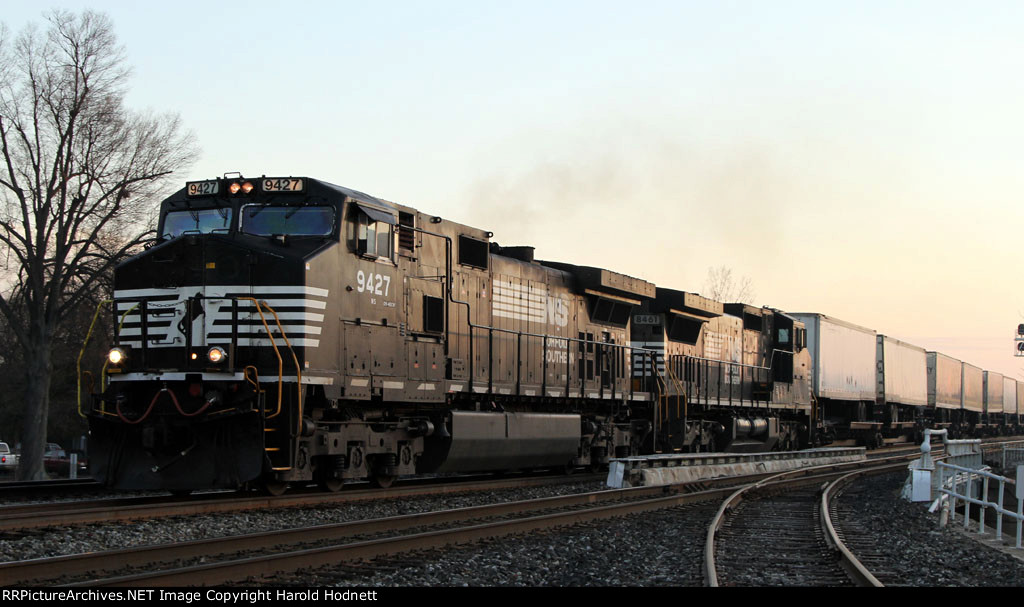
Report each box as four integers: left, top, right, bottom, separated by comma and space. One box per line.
6, 1, 1023, 379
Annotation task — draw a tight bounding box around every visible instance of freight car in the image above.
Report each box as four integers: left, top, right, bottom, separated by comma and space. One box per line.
926, 351, 962, 433
789, 313, 884, 446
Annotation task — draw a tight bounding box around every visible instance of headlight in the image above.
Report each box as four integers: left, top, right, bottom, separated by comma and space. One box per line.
207, 346, 226, 364
107, 347, 127, 365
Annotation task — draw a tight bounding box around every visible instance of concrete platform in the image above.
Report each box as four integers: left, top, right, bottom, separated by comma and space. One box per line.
606, 447, 867, 488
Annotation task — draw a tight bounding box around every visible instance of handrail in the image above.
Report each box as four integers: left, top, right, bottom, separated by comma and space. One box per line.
464, 322, 660, 399
82, 295, 302, 435
664, 359, 687, 422
102, 302, 143, 394
237, 297, 285, 419
259, 302, 304, 436
77, 299, 113, 418
77, 299, 139, 418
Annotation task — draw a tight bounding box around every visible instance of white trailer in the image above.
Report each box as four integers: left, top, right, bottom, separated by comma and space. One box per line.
927, 351, 962, 411
962, 363, 984, 414
790, 313, 876, 402
876, 335, 927, 407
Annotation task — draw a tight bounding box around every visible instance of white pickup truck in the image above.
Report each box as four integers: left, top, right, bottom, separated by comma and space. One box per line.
0, 442, 17, 473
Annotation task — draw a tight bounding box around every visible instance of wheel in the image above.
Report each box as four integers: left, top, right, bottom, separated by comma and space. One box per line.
371, 474, 396, 489
563, 461, 576, 475
317, 477, 343, 492
262, 479, 288, 496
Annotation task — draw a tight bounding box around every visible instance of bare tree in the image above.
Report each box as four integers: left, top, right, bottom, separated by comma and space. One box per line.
703, 265, 755, 304
0, 11, 195, 479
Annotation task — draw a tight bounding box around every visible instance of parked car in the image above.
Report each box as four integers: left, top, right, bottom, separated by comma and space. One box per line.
44, 443, 71, 476
0, 442, 17, 474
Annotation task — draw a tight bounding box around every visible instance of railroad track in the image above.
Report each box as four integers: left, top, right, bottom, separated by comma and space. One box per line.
704, 462, 902, 586
0, 472, 605, 533
0, 478, 98, 500
2, 455, 924, 586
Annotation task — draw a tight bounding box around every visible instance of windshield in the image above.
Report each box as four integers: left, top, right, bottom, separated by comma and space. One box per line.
163, 208, 232, 238
240, 205, 334, 237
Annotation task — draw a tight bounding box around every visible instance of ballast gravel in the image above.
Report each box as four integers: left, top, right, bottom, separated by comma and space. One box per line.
0, 479, 605, 562
5, 472, 1024, 586
282, 473, 1024, 587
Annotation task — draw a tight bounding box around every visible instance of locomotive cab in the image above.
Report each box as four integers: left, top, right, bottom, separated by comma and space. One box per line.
87, 177, 362, 492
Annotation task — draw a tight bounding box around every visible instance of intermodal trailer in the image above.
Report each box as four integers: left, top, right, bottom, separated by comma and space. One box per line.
962, 363, 984, 413
984, 371, 1005, 429
790, 313, 876, 401
790, 313, 877, 443
1018, 380, 1024, 427
927, 351, 962, 427
876, 336, 927, 407
1004, 376, 1017, 424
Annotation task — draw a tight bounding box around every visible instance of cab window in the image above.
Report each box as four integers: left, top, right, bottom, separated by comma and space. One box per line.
162, 208, 232, 239
240, 205, 335, 237
348, 206, 395, 260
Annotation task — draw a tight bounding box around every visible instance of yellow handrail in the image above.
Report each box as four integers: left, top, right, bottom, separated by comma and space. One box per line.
77, 299, 112, 417
259, 302, 303, 436
101, 302, 143, 394
664, 360, 687, 420
77, 299, 139, 417
237, 297, 285, 419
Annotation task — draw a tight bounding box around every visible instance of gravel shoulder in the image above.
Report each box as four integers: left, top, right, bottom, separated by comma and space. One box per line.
0, 480, 605, 563
7, 472, 1024, 586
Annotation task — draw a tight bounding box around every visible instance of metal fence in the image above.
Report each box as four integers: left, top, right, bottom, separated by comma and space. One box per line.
908, 429, 982, 502
934, 462, 1024, 548
1001, 441, 1024, 469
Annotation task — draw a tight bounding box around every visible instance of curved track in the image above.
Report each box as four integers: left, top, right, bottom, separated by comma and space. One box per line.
705, 462, 903, 586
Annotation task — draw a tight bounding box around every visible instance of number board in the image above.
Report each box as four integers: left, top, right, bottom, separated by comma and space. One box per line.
186, 180, 219, 197
262, 178, 304, 193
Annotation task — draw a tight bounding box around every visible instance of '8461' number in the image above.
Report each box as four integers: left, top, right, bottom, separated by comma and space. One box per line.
356, 270, 390, 297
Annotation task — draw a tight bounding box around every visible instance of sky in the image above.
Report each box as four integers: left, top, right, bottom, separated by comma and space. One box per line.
4, 1, 1023, 380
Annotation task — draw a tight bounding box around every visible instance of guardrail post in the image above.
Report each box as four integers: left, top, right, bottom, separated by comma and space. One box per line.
996, 476, 1005, 540
950, 469, 958, 523
1017, 465, 1024, 548
964, 474, 972, 530
980, 476, 989, 535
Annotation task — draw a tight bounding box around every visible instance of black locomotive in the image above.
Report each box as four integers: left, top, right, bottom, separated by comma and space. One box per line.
83, 175, 818, 493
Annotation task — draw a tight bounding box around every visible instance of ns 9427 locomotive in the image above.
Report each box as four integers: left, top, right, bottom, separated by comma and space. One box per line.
83, 175, 814, 494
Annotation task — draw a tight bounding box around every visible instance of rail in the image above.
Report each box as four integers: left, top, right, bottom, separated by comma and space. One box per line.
821, 469, 884, 586
667, 353, 775, 409
461, 322, 659, 402
934, 462, 1024, 548
705, 458, 908, 587
1001, 441, 1024, 469
908, 428, 983, 502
